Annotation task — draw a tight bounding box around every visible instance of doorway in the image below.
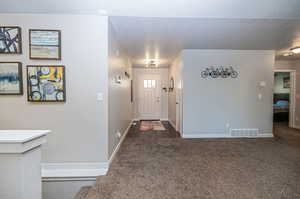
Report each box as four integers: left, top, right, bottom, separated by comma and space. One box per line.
137, 73, 161, 120
273, 70, 296, 128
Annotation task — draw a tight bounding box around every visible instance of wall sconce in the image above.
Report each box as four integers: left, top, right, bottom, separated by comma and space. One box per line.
125, 71, 130, 79
115, 75, 122, 84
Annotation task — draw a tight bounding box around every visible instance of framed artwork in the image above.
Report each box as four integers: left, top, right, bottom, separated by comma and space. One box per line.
0, 62, 23, 95
169, 77, 174, 92
283, 77, 290, 88
29, 29, 61, 60
27, 65, 66, 102
0, 27, 22, 54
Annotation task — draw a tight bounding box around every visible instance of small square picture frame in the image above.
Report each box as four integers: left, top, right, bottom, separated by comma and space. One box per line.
27, 65, 66, 102
0, 62, 23, 95
29, 29, 61, 60
0, 26, 22, 54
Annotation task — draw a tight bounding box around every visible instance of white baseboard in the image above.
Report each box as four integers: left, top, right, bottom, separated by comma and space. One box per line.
133, 118, 169, 121
183, 133, 274, 138
160, 118, 169, 121
293, 125, 300, 129
42, 120, 134, 182
168, 120, 176, 130
108, 120, 133, 165
42, 162, 109, 181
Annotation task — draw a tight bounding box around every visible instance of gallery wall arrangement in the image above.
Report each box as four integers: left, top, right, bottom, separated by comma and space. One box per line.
0, 26, 22, 54
0, 26, 66, 102
0, 62, 23, 95
27, 65, 66, 102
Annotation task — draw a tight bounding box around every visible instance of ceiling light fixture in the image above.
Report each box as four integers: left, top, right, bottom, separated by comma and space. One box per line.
283, 52, 293, 57
145, 59, 160, 68
291, 46, 300, 54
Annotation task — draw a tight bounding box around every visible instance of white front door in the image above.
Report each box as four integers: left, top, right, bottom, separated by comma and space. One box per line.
138, 74, 161, 120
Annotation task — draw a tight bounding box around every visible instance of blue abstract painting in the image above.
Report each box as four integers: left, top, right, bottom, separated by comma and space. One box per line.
0, 62, 23, 95
0, 27, 22, 54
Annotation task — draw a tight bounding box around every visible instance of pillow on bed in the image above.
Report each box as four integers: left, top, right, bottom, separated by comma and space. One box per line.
276, 100, 289, 106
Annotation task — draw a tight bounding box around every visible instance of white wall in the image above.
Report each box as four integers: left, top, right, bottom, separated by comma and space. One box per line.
133, 68, 169, 120
0, 14, 109, 199
108, 20, 133, 158
182, 50, 275, 137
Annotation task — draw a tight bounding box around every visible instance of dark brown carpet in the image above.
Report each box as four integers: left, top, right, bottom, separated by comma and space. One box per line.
83, 121, 300, 199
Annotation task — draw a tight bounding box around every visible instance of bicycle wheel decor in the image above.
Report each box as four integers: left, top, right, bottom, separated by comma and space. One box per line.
200, 67, 238, 79
27, 65, 66, 102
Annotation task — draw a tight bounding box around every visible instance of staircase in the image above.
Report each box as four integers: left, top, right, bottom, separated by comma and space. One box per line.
74, 186, 96, 199
74, 176, 108, 199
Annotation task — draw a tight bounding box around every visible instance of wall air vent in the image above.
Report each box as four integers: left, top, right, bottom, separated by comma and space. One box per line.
230, 128, 259, 137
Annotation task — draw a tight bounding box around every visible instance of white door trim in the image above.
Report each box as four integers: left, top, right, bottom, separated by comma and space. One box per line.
137, 73, 161, 120
274, 69, 296, 128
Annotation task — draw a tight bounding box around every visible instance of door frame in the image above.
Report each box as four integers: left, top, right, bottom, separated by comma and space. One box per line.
274, 69, 296, 128
133, 68, 167, 120
137, 73, 161, 120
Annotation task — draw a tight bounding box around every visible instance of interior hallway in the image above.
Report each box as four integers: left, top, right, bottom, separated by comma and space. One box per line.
77, 121, 300, 199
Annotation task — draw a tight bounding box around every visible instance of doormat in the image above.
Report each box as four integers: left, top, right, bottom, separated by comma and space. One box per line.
140, 121, 166, 131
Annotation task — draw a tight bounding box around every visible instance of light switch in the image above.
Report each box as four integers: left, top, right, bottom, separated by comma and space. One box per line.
97, 93, 103, 101
259, 81, 266, 88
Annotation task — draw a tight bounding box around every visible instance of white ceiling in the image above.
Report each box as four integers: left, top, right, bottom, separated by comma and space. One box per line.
2, 0, 300, 66
111, 17, 300, 67
1, 0, 300, 19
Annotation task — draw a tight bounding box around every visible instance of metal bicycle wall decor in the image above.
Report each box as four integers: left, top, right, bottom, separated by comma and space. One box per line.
201, 66, 238, 79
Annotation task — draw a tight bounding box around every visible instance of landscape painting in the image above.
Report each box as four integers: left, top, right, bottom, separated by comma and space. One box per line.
0, 27, 22, 54
27, 65, 65, 102
0, 62, 23, 95
29, 30, 61, 60
283, 76, 290, 88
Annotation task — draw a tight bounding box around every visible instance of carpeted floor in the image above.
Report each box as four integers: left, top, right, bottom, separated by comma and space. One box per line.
82, 121, 300, 199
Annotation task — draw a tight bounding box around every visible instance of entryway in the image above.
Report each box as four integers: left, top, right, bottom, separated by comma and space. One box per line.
138, 73, 161, 120
133, 68, 169, 121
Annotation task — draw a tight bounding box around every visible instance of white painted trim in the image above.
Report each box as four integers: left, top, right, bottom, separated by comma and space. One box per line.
293, 125, 300, 130
108, 120, 133, 165
42, 162, 109, 181
134, 118, 169, 121
160, 118, 169, 121
183, 133, 273, 138
41, 120, 134, 182
169, 119, 176, 130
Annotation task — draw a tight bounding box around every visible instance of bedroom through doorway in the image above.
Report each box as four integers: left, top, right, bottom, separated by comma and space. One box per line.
273, 70, 295, 128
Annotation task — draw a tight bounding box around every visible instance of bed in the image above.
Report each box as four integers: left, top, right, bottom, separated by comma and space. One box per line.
273, 93, 289, 122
